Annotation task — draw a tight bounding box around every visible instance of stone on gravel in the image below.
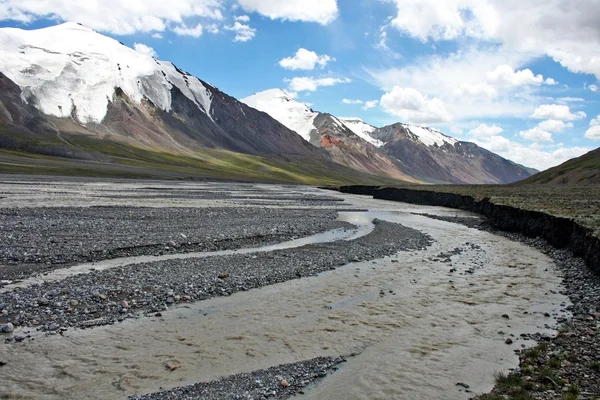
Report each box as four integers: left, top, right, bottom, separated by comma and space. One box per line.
0, 322, 14, 333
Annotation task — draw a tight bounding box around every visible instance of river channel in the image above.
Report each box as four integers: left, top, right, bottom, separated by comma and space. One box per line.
0, 183, 569, 399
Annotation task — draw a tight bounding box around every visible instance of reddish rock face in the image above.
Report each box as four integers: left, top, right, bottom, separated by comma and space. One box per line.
320, 135, 342, 148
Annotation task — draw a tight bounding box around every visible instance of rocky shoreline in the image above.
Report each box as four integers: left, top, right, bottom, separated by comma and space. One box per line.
471, 225, 600, 399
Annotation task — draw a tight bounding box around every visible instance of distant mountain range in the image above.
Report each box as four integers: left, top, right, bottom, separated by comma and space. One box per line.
243, 89, 534, 184
0, 22, 536, 184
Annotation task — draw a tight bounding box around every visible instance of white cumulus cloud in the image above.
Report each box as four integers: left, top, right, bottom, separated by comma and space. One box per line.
279, 49, 334, 71
0, 0, 224, 35
389, 0, 498, 41
234, 15, 250, 22
366, 47, 539, 121
286, 77, 351, 92
519, 127, 553, 142
485, 65, 550, 87
173, 23, 204, 37
380, 87, 451, 124
225, 21, 256, 42
133, 43, 157, 58
453, 83, 497, 98
537, 119, 572, 133
363, 100, 379, 110
586, 116, 600, 140
471, 135, 590, 170
237, 0, 338, 25
341, 98, 378, 110
531, 105, 587, 121
205, 23, 219, 34
468, 123, 503, 137
387, 0, 600, 79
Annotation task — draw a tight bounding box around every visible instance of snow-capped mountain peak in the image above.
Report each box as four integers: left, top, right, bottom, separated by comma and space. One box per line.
241, 89, 318, 142
338, 117, 383, 147
402, 124, 457, 147
0, 22, 213, 124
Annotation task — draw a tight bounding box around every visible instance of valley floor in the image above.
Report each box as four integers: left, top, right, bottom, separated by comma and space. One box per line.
0, 177, 593, 399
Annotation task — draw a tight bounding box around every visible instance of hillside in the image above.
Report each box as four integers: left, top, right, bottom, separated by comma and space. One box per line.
521, 147, 600, 185
371, 123, 533, 184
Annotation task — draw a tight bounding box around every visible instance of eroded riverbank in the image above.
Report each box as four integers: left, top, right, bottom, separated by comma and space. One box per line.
0, 179, 572, 399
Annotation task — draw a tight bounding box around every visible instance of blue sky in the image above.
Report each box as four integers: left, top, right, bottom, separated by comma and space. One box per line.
1, 0, 599, 170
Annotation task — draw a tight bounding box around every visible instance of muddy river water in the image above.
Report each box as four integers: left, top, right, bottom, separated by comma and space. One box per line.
0, 184, 570, 399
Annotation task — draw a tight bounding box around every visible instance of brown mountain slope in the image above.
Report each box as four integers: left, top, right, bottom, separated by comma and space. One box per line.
312, 114, 422, 183
372, 123, 534, 184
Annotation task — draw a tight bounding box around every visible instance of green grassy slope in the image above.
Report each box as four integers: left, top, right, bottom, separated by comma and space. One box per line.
0, 127, 402, 186
522, 147, 600, 185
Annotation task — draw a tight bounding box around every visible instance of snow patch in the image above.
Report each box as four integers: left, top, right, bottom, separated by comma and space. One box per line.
404, 125, 457, 147
338, 117, 383, 147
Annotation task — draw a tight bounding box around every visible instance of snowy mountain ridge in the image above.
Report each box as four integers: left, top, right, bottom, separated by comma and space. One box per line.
242, 89, 457, 150
337, 117, 383, 147
400, 124, 457, 147
241, 89, 318, 143
0, 22, 213, 124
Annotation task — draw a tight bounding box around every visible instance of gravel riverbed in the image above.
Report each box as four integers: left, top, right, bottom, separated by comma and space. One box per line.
3, 179, 591, 400
475, 236, 600, 400
0, 219, 432, 335
129, 356, 348, 400
0, 207, 349, 284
